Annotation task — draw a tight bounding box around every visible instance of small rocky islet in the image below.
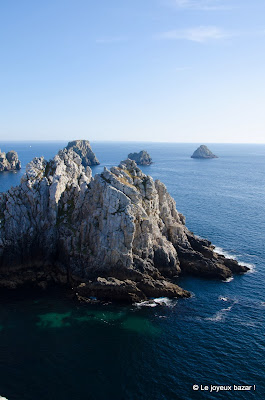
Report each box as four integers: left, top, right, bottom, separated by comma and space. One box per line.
191, 145, 218, 159
128, 150, 152, 165
0, 140, 248, 303
0, 149, 21, 172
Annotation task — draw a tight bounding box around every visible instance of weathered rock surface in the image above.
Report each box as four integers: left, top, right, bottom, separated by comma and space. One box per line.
191, 145, 218, 159
66, 140, 100, 166
0, 145, 248, 303
128, 150, 152, 165
0, 150, 21, 172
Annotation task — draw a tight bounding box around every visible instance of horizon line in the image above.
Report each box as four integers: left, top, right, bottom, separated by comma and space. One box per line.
1, 140, 265, 145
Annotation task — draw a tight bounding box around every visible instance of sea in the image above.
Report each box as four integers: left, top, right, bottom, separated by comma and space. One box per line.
0, 141, 264, 400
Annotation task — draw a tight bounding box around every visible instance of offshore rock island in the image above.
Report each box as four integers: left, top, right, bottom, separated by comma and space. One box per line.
191, 145, 218, 159
128, 150, 152, 166
0, 149, 21, 172
0, 141, 248, 303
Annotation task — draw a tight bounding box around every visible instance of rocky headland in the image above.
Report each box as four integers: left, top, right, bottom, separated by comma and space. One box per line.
128, 150, 152, 165
0, 149, 21, 172
0, 143, 248, 303
191, 145, 218, 159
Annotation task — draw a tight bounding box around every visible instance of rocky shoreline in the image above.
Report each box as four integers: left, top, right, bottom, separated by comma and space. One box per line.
0, 141, 248, 303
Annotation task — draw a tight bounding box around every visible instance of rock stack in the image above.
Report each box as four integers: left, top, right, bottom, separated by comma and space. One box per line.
66, 140, 100, 166
191, 145, 218, 159
128, 150, 152, 165
0, 150, 21, 172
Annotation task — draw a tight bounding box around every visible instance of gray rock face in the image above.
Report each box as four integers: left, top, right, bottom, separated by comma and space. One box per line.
0, 150, 21, 172
0, 146, 248, 302
66, 140, 99, 166
191, 145, 218, 159
128, 150, 152, 165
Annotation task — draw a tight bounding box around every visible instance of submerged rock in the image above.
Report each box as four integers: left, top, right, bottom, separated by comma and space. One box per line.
66, 140, 100, 166
128, 150, 152, 165
191, 145, 218, 159
0, 144, 248, 303
0, 150, 21, 172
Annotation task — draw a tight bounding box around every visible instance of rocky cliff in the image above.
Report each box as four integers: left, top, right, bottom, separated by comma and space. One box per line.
0, 150, 21, 172
191, 145, 218, 159
0, 145, 248, 303
66, 140, 100, 166
128, 150, 152, 165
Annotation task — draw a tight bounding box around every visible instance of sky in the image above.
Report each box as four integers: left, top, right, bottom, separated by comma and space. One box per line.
0, 0, 265, 143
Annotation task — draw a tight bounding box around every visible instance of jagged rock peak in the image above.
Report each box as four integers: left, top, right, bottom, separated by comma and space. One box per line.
128, 150, 152, 165
66, 140, 100, 166
191, 145, 218, 159
0, 149, 21, 172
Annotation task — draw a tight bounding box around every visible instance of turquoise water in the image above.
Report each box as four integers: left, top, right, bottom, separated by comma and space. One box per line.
0, 141, 264, 399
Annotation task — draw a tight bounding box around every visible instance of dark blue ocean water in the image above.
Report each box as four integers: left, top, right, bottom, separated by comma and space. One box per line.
0, 141, 264, 400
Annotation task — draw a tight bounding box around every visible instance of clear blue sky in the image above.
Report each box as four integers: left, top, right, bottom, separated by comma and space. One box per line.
0, 0, 265, 143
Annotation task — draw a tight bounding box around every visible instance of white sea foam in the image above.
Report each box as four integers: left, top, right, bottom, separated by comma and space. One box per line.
153, 297, 176, 306
206, 300, 238, 322
214, 246, 236, 259
134, 297, 177, 308
222, 277, 234, 283
134, 300, 157, 308
0, 396, 8, 400
214, 246, 255, 273
244, 253, 259, 258
219, 296, 228, 301
239, 321, 257, 327
206, 306, 232, 322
